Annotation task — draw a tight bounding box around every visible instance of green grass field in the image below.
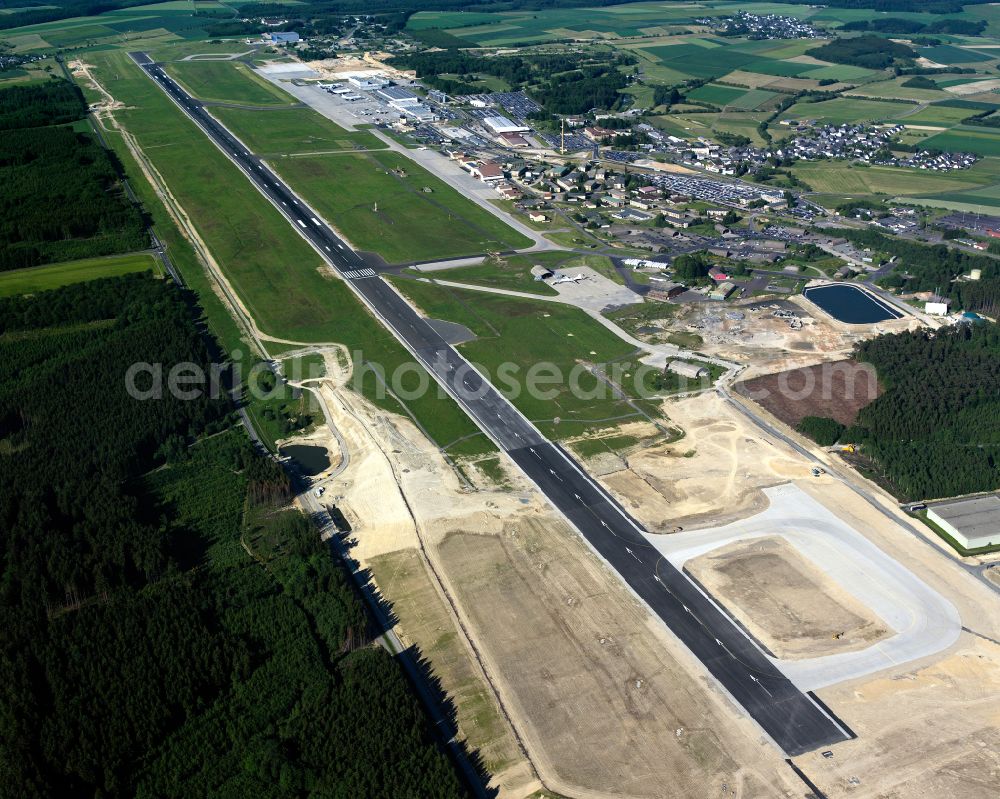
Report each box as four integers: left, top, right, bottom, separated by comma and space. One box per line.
418, 252, 563, 295
849, 77, 950, 103
209, 105, 383, 154
922, 127, 1000, 157
729, 88, 779, 110
426, 251, 622, 295
894, 103, 976, 126
801, 64, 876, 81
793, 160, 989, 197
166, 60, 295, 106
0, 253, 158, 297
918, 45, 995, 65
275, 152, 531, 264
387, 276, 650, 438
779, 97, 915, 125
86, 49, 490, 454
686, 83, 745, 106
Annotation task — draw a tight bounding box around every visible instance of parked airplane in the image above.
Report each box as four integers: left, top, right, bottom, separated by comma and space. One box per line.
552, 272, 588, 285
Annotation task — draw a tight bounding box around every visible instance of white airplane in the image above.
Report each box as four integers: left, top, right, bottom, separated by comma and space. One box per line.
552, 272, 588, 285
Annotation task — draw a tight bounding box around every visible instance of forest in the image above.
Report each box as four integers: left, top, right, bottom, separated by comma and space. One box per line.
0, 81, 148, 270
830, 227, 1000, 316
390, 48, 633, 112
840, 17, 986, 35
797, 415, 846, 447
0, 275, 467, 796
806, 35, 916, 69
845, 323, 1000, 501
0, 80, 86, 130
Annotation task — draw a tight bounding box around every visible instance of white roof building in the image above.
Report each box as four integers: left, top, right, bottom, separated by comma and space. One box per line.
482, 115, 529, 135
377, 85, 420, 106
927, 495, 1000, 550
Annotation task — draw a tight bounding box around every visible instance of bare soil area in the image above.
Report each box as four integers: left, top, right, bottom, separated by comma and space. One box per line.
801, 636, 1000, 798
685, 536, 890, 659
368, 548, 534, 791
436, 520, 803, 799
735, 359, 882, 428
640, 296, 914, 378
594, 392, 811, 531
313, 385, 803, 798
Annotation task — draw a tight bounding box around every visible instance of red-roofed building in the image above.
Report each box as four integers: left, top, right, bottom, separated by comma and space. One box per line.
472, 162, 505, 183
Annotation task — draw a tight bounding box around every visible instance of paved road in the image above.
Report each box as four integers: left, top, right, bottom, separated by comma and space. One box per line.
131, 52, 853, 757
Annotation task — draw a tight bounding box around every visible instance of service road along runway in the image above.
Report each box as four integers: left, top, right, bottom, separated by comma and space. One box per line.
131, 52, 853, 757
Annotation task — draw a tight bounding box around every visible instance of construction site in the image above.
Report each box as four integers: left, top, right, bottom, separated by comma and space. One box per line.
286, 340, 1000, 798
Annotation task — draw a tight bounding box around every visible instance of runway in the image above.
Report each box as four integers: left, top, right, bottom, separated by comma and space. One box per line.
130, 51, 853, 756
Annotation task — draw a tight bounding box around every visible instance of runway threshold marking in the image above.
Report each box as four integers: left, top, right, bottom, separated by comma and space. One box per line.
342, 268, 377, 279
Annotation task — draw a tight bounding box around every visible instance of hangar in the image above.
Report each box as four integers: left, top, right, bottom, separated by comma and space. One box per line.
926, 494, 1000, 549
482, 115, 529, 135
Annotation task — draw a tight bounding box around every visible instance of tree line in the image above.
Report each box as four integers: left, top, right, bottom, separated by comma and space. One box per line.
827, 226, 1000, 317
806, 34, 916, 70
840, 17, 985, 35
0, 123, 148, 270
0, 274, 469, 796
0, 80, 86, 130
845, 323, 1000, 500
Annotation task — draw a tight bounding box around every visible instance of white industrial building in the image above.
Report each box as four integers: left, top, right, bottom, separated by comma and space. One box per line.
376, 85, 420, 106
399, 104, 435, 122
927, 495, 1000, 550
482, 115, 529, 135
925, 298, 951, 315
347, 75, 388, 91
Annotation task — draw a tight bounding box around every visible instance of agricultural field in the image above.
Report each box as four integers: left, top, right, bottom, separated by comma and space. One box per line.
919, 44, 995, 66
275, 151, 531, 264
729, 88, 779, 110
209, 105, 384, 154
165, 60, 296, 106
922, 126, 1000, 157
793, 159, 995, 198
907, 182, 1000, 211
848, 77, 952, 103
0, 2, 211, 52
686, 83, 745, 106
778, 97, 917, 125
0, 253, 159, 298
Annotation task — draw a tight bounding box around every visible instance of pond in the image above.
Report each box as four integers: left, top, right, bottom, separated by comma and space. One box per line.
803, 284, 902, 324
279, 444, 330, 476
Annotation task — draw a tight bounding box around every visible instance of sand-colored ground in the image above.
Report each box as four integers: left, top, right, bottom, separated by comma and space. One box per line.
945, 77, 1000, 95
686, 535, 890, 659
305, 54, 415, 82
595, 392, 810, 531
307, 383, 807, 798
645, 296, 917, 380
434, 519, 804, 799
301, 352, 1000, 799
800, 635, 1000, 798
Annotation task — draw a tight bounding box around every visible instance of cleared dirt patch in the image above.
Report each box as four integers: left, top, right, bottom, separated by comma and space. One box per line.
367, 549, 533, 793
802, 637, 1000, 799
592, 393, 811, 531
685, 536, 890, 659
436, 520, 801, 798
735, 359, 880, 428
